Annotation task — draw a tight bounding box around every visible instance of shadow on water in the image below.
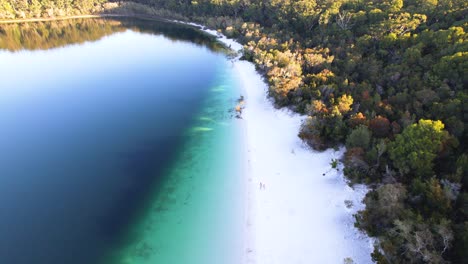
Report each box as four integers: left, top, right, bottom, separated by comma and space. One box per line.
96, 139, 181, 248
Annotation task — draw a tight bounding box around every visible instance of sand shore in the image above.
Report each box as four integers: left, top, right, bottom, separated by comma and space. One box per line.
198, 27, 375, 263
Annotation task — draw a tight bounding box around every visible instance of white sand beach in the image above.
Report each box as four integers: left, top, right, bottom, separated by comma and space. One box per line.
193, 25, 375, 264
236, 60, 374, 263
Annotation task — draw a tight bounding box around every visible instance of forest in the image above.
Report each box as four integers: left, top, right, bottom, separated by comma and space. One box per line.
1, 0, 467, 263
0, 0, 106, 18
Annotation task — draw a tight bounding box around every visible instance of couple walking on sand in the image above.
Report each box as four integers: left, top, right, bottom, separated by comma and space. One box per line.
259, 182, 266, 190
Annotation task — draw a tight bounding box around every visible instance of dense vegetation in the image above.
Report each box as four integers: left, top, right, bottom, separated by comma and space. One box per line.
1, 0, 467, 263
0, 0, 107, 19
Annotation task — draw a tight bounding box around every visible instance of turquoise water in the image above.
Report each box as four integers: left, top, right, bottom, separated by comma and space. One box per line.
109, 64, 244, 264
0, 18, 242, 264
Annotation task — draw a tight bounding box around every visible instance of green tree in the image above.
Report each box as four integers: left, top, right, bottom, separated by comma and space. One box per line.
346, 125, 371, 149
389, 119, 448, 177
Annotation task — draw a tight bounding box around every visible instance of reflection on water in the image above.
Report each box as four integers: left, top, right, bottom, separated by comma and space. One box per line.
0, 19, 124, 51
0, 17, 227, 52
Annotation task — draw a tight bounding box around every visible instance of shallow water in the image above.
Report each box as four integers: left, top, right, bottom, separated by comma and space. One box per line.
0, 18, 242, 264
109, 65, 244, 264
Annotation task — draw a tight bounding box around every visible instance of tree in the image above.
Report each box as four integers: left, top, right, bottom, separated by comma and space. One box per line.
346, 125, 371, 149
391, 219, 453, 263
412, 178, 452, 218
369, 116, 391, 138
356, 183, 407, 235
348, 112, 367, 128
336, 10, 353, 30
0, 0, 15, 19
389, 119, 448, 177
337, 93, 353, 114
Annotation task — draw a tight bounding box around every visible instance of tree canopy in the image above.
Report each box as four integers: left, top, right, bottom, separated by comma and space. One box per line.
389, 119, 449, 177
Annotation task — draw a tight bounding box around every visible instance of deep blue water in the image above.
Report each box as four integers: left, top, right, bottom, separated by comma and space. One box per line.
0, 18, 234, 264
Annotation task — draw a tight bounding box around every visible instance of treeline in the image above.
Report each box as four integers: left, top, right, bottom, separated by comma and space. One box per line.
2, 0, 467, 263
123, 0, 468, 263
0, 0, 107, 19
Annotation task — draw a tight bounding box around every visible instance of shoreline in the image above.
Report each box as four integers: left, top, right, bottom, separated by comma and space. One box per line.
197, 23, 375, 263
1, 14, 375, 262
238, 60, 374, 263
194, 26, 255, 264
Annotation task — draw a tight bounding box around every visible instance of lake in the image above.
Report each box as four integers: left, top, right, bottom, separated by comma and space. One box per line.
0, 18, 243, 264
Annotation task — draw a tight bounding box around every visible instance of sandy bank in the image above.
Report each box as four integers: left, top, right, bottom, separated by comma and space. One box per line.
197, 26, 375, 263
238, 60, 374, 263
